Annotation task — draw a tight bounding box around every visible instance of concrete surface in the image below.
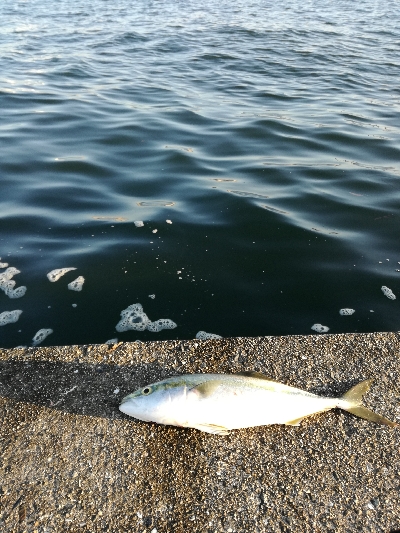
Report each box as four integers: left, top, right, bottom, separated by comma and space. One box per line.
0, 332, 399, 533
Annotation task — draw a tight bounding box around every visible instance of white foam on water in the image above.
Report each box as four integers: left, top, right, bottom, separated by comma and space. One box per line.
134, 221, 144, 227
0, 310, 22, 326
0, 262, 9, 268
115, 303, 177, 333
311, 324, 330, 333
68, 276, 85, 291
148, 294, 155, 299
166, 220, 172, 224
0, 267, 27, 299
116, 303, 150, 332
147, 319, 177, 332
339, 308, 355, 316
105, 338, 118, 345
152, 229, 158, 233
195, 331, 222, 340
47, 268, 76, 282
7, 286, 27, 298
381, 286, 396, 300
32, 328, 53, 346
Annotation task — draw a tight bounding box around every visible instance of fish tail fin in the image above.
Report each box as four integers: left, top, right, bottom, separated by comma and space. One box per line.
340, 379, 397, 427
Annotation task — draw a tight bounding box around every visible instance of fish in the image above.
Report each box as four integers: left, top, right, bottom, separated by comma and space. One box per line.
119, 371, 398, 435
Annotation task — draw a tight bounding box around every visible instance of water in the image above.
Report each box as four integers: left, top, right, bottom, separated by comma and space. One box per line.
1, 0, 400, 348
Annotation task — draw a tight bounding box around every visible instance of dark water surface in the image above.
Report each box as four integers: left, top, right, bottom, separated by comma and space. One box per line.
1, 0, 400, 348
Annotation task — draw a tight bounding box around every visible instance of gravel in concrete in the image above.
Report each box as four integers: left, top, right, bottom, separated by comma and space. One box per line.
0, 332, 399, 532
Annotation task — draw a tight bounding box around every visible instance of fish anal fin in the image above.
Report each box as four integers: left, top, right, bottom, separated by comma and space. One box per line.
285, 415, 309, 426
192, 423, 230, 435
191, 380, 221, 398
237, 371, 273, 381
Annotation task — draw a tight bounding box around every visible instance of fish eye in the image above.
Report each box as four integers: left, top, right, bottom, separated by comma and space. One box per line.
142, 387, 151, 395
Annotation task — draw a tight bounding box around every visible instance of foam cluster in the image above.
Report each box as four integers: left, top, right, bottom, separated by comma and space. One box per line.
381, 286, 396, 300
0, 310, 22, 326
134, 221, 144, 227
0, 267, 27, 299
311, 323, 330, 333
196, 331, 222, 340
115, 303, 177, 333
47, 268, 76, 282
339, 308, 355, 316
68, 276, 85, 292
32, 328, 53, 346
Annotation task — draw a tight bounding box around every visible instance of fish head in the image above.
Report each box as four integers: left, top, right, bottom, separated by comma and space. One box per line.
119, 378, 188, 426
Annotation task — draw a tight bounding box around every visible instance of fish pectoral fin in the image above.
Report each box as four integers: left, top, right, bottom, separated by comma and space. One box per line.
190, 380, 221, 398
192, 423, 230, 436
285, 415, 309, 426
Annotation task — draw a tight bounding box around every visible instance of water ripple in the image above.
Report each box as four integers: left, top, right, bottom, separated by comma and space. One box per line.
1, 0, 400, 347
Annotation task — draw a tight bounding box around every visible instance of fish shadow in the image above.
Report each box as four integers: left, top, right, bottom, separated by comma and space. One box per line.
0, 358, 385, 422
0, 358, 170, 419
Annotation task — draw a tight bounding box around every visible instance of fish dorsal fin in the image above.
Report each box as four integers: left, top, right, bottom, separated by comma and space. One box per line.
191, 380, 221, 398
237, 371, 272, 381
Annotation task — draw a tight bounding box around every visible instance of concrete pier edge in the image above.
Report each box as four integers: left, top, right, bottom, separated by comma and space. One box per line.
0, 332, 399, 532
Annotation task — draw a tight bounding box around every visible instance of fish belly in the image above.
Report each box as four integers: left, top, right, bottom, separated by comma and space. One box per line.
188, 387, 336, 429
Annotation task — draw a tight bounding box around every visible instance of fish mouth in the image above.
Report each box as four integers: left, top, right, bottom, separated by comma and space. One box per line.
120, 394, 132, 405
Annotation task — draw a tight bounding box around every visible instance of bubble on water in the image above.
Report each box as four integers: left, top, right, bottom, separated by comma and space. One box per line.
0, 310, 23, 326
339, 308, 355, 316
32, 328, 53, 346
116, 303, 177, 333
72, 303, 77, 307
0, 267, 26, 299
152, 229, 158, 233
68, 276, 85, 292
148, 294, 155, 299
105, 338, 118, 345
166, 220, 172, 224
134, 221, 144, 227
311, 324, 329, 333
47, 268, 76, 282
196, 331, 222, 340
381, 286, 396, 300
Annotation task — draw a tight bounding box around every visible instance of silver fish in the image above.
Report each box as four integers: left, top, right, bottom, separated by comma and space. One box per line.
119, 371, 397, 435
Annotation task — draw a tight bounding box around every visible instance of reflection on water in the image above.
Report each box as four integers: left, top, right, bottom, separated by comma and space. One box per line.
0, 0, 400, 348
